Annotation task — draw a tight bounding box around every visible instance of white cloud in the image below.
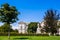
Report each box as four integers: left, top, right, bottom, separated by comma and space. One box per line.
12, 26, 18, 30
0, 23, 4, 26
11, 23, 19, 30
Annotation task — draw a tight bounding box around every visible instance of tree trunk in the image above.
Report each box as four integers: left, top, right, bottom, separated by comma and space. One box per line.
8, 23, 10, 40
8, 27, 10, 40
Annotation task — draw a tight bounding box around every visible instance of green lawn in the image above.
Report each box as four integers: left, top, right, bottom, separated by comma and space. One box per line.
0, 36, 60, 40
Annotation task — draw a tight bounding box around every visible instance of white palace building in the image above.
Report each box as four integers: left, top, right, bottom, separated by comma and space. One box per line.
18, 21, 28, 34
18, 20, 60, 35
18, 21, 41, 34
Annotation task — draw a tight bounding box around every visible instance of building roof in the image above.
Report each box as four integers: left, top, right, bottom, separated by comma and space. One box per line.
18, 21, 26, 24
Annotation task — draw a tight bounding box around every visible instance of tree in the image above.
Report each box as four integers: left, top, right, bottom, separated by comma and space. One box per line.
14, 29, 18, 32
44, 9, 60, 35
0, 23, 13, 32
28, 22, 38, 33
0, 3, 19, 40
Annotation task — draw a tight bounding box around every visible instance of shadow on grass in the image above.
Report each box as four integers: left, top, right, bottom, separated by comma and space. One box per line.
13, 37, 29, 40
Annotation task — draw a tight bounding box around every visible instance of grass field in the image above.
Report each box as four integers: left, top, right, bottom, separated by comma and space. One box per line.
0, 36, 60, 40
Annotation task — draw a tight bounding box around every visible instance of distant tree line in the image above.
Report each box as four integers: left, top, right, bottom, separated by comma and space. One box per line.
0, 23, 18, 33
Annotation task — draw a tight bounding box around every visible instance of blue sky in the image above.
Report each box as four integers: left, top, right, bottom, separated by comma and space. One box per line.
0, 0, 60, 29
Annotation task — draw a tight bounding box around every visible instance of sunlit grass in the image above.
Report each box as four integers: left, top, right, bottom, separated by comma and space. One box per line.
0, 36, 60, 40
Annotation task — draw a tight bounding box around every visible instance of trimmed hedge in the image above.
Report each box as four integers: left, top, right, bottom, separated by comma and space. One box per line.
0, 32, 49, 36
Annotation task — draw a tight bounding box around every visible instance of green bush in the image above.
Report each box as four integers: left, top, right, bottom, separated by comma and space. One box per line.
0, 32, 49, 36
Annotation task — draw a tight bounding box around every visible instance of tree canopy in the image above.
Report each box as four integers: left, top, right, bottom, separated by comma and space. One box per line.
28, 22, 38, 33
44, 9, 60, 34
0, 3, 19, 24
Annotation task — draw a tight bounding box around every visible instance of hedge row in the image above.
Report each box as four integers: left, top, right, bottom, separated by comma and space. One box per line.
0, 32, 49, 36
0, 32, 59, 36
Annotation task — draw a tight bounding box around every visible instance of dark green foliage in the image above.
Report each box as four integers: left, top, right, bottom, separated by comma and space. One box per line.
0, 23, 11, 32
13, 29, 18, 32
44, 9, 60, 34
0, 3, 19, 24
0, 23, 15, 32
28, 22, 38, 33
0, 32, 49, 36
